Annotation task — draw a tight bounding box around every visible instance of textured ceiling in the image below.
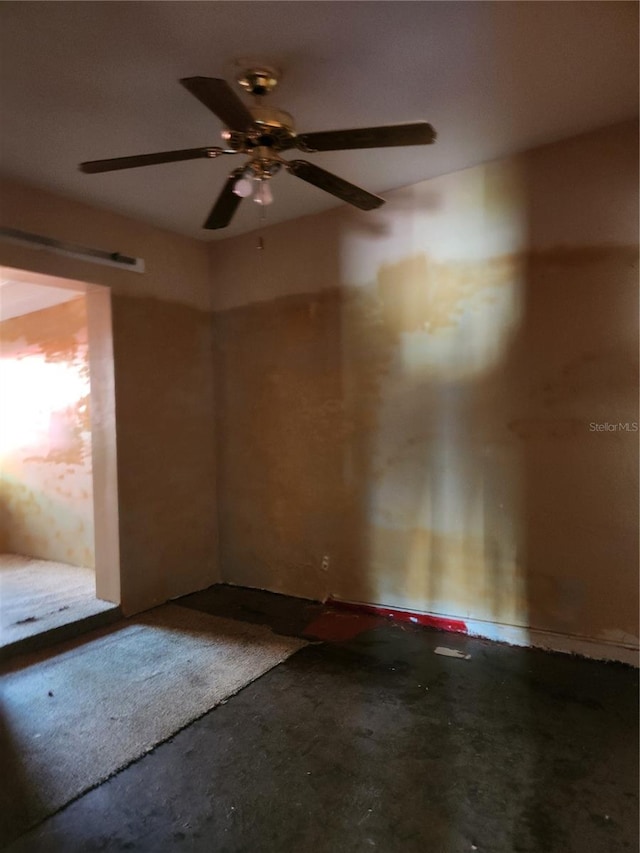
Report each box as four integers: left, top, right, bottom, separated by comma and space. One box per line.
0, 2, 637, 241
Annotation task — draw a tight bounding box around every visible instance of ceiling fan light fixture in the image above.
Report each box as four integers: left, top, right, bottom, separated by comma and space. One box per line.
254, 179, 273, 206
233, 177, 254, 198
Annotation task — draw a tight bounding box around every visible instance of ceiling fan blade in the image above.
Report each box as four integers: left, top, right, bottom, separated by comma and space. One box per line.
80, 147, 223, 173
287, 160, 384, 211
295, 122, 436, 152
180, 77, 254, 132
204, 169, 245, 229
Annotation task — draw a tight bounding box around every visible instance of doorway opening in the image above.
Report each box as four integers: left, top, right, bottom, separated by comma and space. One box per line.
0, 266, 120, 652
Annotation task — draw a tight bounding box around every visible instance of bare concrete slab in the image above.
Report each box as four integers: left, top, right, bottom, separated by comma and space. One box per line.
3, 584, 637, 852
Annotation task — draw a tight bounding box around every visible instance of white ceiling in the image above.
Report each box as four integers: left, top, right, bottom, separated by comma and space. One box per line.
0, 275, 82, 322
0, 2, 637, 241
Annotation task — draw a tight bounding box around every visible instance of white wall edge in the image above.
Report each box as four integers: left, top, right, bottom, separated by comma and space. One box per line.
464, 617, 639, 667
86, 286, 121, 605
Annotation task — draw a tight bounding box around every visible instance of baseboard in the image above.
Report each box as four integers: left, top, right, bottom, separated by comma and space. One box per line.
327, 596, 639, 667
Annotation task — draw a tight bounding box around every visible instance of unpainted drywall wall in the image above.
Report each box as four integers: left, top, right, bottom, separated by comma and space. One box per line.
210, 121, 639, 649
0, 297, 94, 566
0, 179, 218, 613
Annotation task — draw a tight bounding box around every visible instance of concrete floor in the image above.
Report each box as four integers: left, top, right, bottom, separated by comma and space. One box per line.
0, 554, 118, 655
3, 585, 638, 852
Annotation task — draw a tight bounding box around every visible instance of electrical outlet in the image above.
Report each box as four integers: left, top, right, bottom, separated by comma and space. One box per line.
321, 555, 330, 572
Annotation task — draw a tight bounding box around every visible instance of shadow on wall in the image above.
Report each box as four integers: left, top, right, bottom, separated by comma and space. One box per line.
110, 294, 218, 610
214, 122, 639, 653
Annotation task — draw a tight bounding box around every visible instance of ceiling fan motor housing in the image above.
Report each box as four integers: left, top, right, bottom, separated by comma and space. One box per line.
221, 105, 296, 157
248, 106, 295, 147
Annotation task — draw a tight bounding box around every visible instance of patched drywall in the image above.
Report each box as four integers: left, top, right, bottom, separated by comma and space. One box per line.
0, 298, 94, 566
211, 121, 639, 651
0, 179, 218, 614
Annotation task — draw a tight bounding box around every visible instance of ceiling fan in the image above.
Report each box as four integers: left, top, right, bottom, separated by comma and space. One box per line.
80, 67, 437, 230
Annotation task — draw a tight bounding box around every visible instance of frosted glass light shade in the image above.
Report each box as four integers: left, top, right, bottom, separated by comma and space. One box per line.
254, 180, 273, 206
233, 178, 254, 198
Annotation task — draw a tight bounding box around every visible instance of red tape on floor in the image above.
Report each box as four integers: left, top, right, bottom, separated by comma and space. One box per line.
303, 598, 468, 642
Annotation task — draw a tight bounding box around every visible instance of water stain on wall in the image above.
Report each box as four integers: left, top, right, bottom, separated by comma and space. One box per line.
376, 253, 519, 336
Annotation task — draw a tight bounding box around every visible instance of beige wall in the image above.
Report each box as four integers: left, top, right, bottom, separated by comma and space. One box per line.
0, 179, 218, 614
210, 121, 639, 651
1, 122, 635, 649
0, 298, 94, 566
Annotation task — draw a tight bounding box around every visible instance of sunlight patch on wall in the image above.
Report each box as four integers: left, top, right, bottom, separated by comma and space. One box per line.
336, 158, 529, 629
0, 356, 88, 457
